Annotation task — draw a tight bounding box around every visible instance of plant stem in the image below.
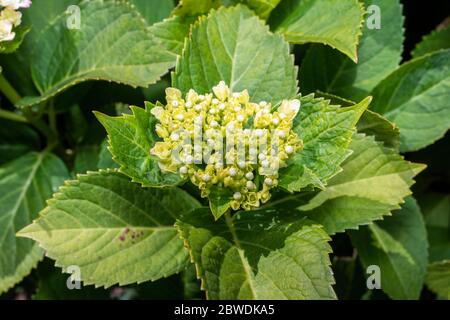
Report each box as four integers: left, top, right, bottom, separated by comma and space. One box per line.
0, 108, 27, 123
48, 100, 57, 133
0, 73, 21, 105
224, 211, 242, 249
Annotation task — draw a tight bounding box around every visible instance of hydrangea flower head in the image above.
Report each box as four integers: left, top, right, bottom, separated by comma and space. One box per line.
150, 81, 303, 211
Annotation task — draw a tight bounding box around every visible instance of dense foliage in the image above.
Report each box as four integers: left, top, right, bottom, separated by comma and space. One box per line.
0, 0, 449, 300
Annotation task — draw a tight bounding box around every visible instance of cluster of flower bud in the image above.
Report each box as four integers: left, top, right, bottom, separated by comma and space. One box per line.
150, 81, 302, 211
0, 0, 31, 43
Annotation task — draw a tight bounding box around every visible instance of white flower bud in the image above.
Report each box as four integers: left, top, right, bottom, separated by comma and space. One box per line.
285, 145, 294, 154
255, 129, 264, 137
228, 168, 237, 176
179, 166, 188, 174
264, 178, 273, 186
194, 116, 203, 124
261, 160, 269, 168
185, 155, 194, 164
245, 172, 254, 180
233, 192, 242, 200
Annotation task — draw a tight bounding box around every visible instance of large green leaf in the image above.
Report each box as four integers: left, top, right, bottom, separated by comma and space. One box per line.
426, 260, 450, 299
176, 208, 336, 299
357, 110, 400, 150
0, 152, 69, 294
300, 0, 404, 101
298, 134, 425, 235
370, 49, 450, 152
149, 15, 197, 56
420, 193, 450, 262
241, 0, 281, 19
350, 197, 428, 300
18, 171, 200, 288
271, 0, 364, 62
412, 26, 450, 59
0, 0, 77, 97
172, 0, 221, 16
17, 0, 176, 108
128, 0, 174, 25
314, 92, 400, 150
278, 95, 369, 192
173, 5, 298, 105
95, 104, 184, 187
172, 0, 281, 19
0, 119, 40, 165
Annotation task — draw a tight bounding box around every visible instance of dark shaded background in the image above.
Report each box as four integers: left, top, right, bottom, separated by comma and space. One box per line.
402, 0, 450, 60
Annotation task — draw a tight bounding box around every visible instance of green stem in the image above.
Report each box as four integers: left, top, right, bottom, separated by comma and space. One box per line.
48, 100, 57, 133
0, 108, 27, 123
224, 211, 242, 249
0, 73, 21, 105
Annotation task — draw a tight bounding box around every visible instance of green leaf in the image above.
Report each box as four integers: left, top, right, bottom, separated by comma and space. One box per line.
0, 119, 40, 165
149, 15, 197, 56
208, 185, 233, 220
176, 208, 336, 299
17, 0, 176, 108
357, 110, 400, 150
298, 134, 425, 235
0, 152, 69, 294
95, 104, 184, 187
128, 0, 174, 25
172, 0, 280, 20
173, 5, 298, 105
172, 0, 221, 16
97, 139, 119, 170
420, 193, 450, 262
314, 92, 401, 150
0, 27, 30, 54
426, 260, 450, 299
300, 0, 404, 101
412, 26, 450, 58
18, 171, 201, 288
278, 95, 369, 192
370, 49, 450, 152
0, 0, 76, 97
242, 0, 281, 19
350, 197, 428, 300
73, 145, 101, 175
272, 0, 364, 62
